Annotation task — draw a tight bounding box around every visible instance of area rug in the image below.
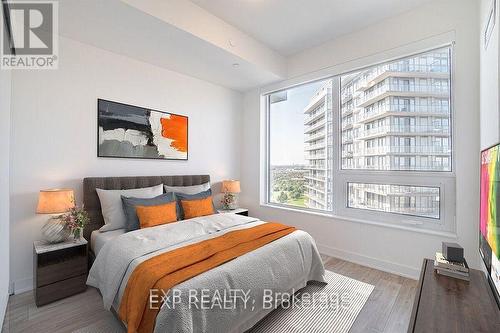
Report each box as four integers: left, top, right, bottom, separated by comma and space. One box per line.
73, 270, 373, 333
248, 270, 374, 333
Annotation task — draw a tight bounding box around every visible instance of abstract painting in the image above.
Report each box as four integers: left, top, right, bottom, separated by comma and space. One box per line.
98, 99, 188, 160
480, 143, 500, 304
480, 144, 500, 258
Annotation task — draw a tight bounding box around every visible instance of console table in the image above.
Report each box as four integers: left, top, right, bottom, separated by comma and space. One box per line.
408, 258, 500, 332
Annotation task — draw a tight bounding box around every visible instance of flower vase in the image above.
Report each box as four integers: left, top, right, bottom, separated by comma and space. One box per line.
73, 227, 84, 241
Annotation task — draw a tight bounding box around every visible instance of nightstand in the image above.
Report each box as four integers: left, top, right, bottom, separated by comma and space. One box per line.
33, 238, 88, 306
217, 208, 249, 216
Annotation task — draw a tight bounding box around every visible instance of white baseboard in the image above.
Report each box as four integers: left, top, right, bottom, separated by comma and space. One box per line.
318, 243, 420, 280
12, 277, 33, 295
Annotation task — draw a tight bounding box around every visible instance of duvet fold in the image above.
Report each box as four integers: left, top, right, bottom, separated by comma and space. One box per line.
119, 222, 296, 333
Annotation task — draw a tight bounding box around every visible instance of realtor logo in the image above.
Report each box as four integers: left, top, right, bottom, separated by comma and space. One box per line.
1, 1, 58, 69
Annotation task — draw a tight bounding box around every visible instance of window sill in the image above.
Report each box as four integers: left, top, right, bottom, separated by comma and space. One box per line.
260, 203, 458, 239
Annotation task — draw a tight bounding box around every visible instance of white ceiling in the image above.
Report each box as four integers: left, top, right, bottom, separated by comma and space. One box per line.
190, 0, 434, 56
57, 0, 282, 91
56, 0, 436, 91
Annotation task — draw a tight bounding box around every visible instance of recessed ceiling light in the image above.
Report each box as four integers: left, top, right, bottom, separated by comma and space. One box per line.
232, 63, 240, 68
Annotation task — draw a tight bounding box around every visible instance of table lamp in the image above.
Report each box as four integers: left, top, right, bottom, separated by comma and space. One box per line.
221, 180, 241, 210
36, 189, 75, 243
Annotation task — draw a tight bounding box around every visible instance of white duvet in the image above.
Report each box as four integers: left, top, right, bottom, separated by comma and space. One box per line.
87, 214, 325, 333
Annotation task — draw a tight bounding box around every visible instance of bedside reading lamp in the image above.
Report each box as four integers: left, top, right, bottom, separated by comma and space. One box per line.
221, 180, 241, 210
36, 189, 75, 243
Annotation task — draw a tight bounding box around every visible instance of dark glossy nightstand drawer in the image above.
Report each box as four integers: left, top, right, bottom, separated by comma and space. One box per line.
35, 274, 87, 306
36, 255, 87, 287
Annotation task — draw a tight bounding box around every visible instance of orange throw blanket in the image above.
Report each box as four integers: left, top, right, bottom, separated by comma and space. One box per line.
118, 222, 296, 333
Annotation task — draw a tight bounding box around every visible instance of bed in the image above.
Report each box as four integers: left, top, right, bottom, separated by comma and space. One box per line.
83, 175, 325, 333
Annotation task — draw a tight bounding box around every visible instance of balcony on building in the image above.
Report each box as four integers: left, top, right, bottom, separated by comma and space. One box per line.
357, 82, 450, 108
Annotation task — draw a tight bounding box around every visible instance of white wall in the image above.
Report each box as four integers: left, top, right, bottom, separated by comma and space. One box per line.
0, 68, 11, 326
9, 37, 243, 293
241, 0, 480, 279
480, 0, 500, 150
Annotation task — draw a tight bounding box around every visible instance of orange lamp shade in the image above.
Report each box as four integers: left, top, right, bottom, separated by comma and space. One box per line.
221, 180, 241, 193
36, 189, 75, 214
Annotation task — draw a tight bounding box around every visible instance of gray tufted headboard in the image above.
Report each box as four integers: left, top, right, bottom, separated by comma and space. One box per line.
82, 175, 210, 241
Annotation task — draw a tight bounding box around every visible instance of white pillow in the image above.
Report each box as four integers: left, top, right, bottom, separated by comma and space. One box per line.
96, 184, 164, 232
164, 182, 211, 195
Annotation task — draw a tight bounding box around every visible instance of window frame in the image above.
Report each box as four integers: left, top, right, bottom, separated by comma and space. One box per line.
262, 44, 456, 234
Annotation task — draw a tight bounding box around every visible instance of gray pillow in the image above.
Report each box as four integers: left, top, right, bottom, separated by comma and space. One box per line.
121, 193, 176, 231
174, 189, 217, 220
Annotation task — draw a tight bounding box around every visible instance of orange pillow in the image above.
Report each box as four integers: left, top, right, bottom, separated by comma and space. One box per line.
181, 196, 215, 219
136, 202, 178, 228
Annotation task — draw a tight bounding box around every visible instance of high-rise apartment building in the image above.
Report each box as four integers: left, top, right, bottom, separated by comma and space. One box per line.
342, 49, 450, 218
303, 81, 333, 210
304, 49, 450, 217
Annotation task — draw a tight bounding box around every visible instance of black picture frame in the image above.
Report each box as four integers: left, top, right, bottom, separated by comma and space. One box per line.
97, 98, 189, 161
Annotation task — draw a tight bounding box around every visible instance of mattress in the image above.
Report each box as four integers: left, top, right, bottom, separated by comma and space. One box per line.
87, 214, 325, 332
90, 229, 126, 256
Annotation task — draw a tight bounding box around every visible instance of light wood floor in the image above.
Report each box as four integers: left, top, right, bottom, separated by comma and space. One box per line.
2, 256, 417, 333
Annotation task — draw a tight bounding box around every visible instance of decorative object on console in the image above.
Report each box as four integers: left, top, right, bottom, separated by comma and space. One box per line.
37, 189, 75, 243
98, 99, 188, 160
221, 180, 241, 210
442, 242, 464, 263
434, 251, 470, 281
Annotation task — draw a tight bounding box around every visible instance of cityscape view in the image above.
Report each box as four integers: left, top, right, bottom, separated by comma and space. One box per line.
269, 47, 451, 219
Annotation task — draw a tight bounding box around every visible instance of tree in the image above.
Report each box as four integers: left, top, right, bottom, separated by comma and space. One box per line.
291, 190, 302, 200
278, 191, 288, 203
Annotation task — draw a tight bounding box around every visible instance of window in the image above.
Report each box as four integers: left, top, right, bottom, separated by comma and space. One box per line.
267, 79, 333, 210
265, 46, 455, 232
347, 183, 440, 219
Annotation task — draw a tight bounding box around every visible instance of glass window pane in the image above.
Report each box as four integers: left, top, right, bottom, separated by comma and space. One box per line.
340, 47, 452, 171
268, 79, 333, 211
347, 183, 440, 219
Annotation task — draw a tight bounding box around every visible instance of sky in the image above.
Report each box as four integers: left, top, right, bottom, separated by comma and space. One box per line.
269, 79, 326, 166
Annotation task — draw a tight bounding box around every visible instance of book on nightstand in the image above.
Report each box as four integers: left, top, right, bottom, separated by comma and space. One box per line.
434, 252, 470, 281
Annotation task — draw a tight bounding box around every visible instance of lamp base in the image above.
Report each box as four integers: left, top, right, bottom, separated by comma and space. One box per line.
223, 203, 238, 210
42, 216, 70, 243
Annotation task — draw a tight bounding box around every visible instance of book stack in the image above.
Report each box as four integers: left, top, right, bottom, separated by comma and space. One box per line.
434, 252, 470, 281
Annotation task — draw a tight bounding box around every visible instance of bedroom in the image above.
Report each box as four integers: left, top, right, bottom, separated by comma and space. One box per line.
0, 0, 499, 332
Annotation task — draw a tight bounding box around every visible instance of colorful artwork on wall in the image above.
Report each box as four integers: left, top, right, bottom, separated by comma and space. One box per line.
97, 99, 188, 160
480, 143, 500, 306
481, 144, 500, 257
